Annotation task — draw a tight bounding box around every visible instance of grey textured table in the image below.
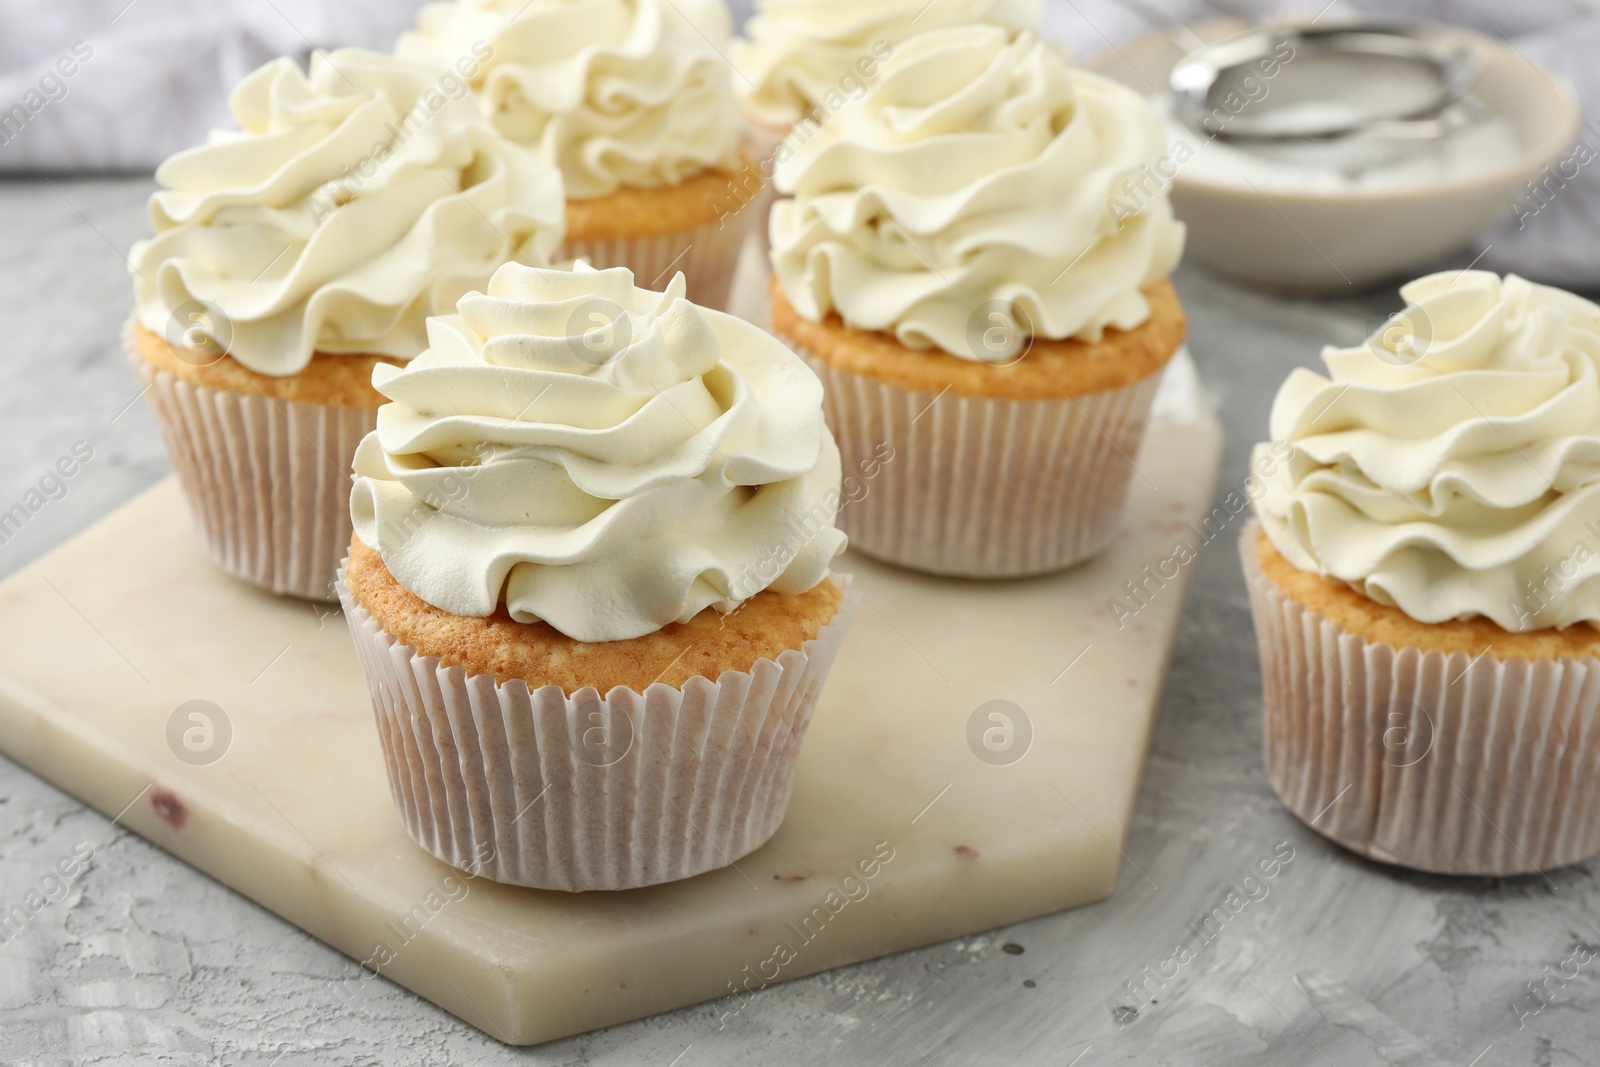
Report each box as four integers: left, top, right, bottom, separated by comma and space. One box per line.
1, 176, 1595, 1067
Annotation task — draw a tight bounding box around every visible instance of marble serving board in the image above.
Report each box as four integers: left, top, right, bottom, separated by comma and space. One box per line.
0, 355, 1221, 1046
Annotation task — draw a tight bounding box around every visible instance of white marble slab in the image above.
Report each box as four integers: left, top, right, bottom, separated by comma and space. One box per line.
0, 357, 1219, 1045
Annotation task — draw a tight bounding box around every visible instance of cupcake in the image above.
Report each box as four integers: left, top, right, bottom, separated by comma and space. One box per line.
733, 0, 1039, 144
396, 0, 758, 309
129, 49, 566, 601
730, 0, 1040, 256
1244, 270, 1600, 875
339, 261, 857, 891
767, 27, 1186, 578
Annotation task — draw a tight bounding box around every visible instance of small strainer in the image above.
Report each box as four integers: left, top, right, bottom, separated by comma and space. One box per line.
1170, 23, 1485, 170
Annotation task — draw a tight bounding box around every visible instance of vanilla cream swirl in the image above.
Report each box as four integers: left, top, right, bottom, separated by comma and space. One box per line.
396, 0, 742, 198
350, 263, 845, 642
733, 0, 1040, 128
1253, 271, 1600, 632
132, 49, 565, 377
770, 27, 1185, 361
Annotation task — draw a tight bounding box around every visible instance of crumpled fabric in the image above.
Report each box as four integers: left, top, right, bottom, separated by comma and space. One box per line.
0, 0, 424, 171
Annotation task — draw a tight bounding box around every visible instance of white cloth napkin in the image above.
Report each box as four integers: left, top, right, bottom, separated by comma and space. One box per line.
0, 0, 424, 172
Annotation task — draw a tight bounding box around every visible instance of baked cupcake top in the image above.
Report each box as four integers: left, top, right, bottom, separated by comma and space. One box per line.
396, 0, 742, 199
769, 26, 1185, 362
732, 0, 1039, 129
132, 49, 566, 378
350, 262, 846, 642
1252, 271, 1600, 632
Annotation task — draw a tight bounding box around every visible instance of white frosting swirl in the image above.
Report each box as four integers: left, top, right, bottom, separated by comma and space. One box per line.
350, 262, 846, 642
396, 0, 742, 198
1253, 271, 1600, 632
733, 0, 1040, 128
770, 27, 1184, 362
132, 49, 566, 377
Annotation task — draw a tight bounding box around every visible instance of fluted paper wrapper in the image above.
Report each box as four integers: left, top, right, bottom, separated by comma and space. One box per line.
783, 334, 1164, 577
741, 117, 787, 175
740, 116, 787, 263
336, 572, 861, 891
560, 196, 756, 312
125, 320, 370, 603
1241, 523, 1600, 875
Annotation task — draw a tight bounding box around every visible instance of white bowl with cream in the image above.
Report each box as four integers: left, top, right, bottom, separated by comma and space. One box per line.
1091, 21, 1581, 294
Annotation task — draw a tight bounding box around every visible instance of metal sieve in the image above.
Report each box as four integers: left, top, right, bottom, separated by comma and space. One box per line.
1170, 24, 1484, 146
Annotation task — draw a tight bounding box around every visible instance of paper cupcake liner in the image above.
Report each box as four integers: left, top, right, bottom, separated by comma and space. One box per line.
782, 334, 1164, 577
1241, 522, 1600, 875
560, 197, 756, 312
740, 118, 788, 264
742, 116, 788, 170
125, 319, 370, 603
336, 570, 861, 891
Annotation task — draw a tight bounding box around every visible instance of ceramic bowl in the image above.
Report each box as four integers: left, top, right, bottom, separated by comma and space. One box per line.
1091, 20, 1582, 294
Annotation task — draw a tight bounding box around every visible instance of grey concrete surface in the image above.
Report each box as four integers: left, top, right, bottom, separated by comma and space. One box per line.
1, 175, 1597, 1066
